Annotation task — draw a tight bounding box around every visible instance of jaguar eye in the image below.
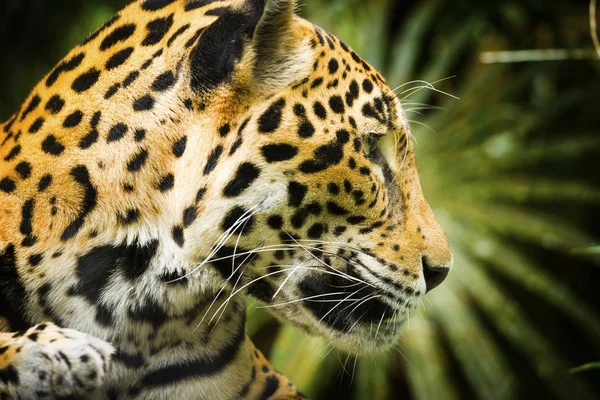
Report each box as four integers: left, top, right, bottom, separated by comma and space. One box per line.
363, 133, 382, 157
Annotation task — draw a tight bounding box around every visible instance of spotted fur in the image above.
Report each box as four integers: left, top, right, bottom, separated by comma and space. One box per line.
0, 0, 452, 398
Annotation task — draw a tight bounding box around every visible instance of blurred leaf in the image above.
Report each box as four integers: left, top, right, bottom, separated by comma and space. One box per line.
269, 325, 339, 398
354, 352, 391, 400
402, 317, 460, 400
246, 299, 273, 337
448, 225, 600, 340
387, 0, 442, 86
428, 285, 518, 400
572, 245, 600, 255
570, 362, 600, 374
451, 246, 596, 399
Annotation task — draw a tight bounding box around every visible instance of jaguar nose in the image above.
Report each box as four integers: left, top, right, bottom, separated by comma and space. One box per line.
422, 257, 451, 293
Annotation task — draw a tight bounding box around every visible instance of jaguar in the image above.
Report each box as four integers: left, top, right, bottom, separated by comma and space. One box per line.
0, 0, 453, 398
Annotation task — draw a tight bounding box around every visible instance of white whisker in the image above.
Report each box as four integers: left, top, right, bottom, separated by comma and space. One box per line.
318, 288, 369, 326
283, 233, 375, 288
393, 343, 410, 364
206, 269, 291, 326
346, 294, 383, 320
209, 216, 254, 331
398, 76, 459, 101
317, 344, 335, 364
350, 355, 358, 385
329, 292, 379, 328
348, 310, 368, 332
174, 205, 260, 283
375, 310, 386, 340
192, 207, 262, 329
258, 292, 347, 308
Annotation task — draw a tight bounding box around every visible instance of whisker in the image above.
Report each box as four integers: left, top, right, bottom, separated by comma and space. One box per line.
404, 105, 445, 115
283, 233, 375, 288
375, 310, 387, 340
393, 343, 411, 364
205, 269, 291, 326
271, 260, 305, 301
329, 292, 379, 328
291, 239, 367, 253
341, 353, 352, 377
327, 281, 365, 289
175, 205, 260, 282
317, 344, 335, 365
390, 79, 445, 94
193, 209, 261, 330
408, 119, 436, 135
258, 292, 349, 309
350, 355, 358, 385
348, 310, 369, 333
196, 251, 255, 332
289, 240, 379, 267
267, 265, 365, 284
209, 217, 253, 330
346, 294, 383, 320
398, 76, 459, 101
318, 288, 369, 326
219, 214, 252, 300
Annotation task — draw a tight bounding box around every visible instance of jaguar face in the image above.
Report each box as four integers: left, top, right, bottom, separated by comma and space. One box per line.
179, 9, 453, 353
239, 77, 452, 353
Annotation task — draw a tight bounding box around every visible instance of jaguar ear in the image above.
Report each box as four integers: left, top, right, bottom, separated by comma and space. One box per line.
189, 0, 307, 95
249, 0, 310, 89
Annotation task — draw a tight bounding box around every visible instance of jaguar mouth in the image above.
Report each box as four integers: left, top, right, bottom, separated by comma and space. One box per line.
291, 270, 411, 352
244, 248, 423, 352
297, 276, 392, 332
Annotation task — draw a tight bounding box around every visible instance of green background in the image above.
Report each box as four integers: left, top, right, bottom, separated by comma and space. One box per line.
1, 0, 599, 398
